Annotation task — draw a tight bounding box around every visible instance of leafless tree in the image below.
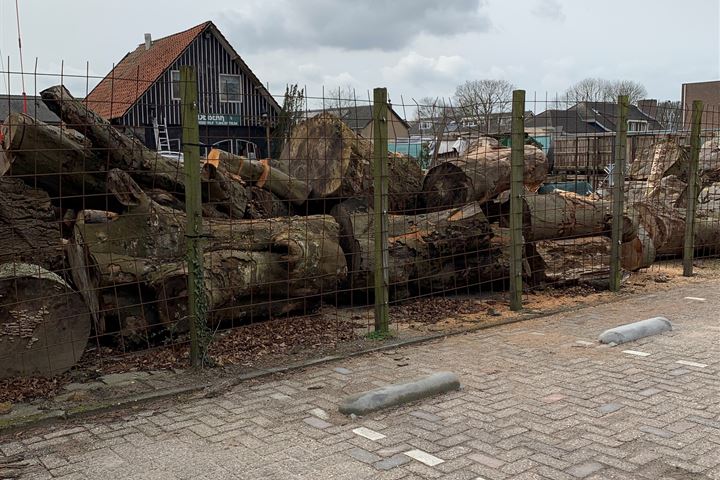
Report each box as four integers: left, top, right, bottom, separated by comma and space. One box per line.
323, 84, 359, 114
454, 79, 514, 134
564, 78, 648, 105
656, 100, 683, 131
602, 80, 648, 104
415, 96, 442, 120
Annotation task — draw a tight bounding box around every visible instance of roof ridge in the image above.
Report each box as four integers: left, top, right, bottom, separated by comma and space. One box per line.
135, 20, 212, 47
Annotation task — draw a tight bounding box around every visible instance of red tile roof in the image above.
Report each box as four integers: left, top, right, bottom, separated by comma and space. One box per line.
85, 22, 211, 120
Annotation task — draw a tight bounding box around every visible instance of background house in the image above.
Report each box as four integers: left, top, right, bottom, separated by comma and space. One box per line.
306, 105, 409, 140
528, 102, 663, 134
85, 21, 281, 156
682, 80, 720, 129
0, 95, 60, 126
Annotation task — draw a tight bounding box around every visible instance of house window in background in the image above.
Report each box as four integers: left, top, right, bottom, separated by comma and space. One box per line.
219, 74, 242, 103
627, 120, 648, 133
420, 121, 433, 130
170, 70, 180, 100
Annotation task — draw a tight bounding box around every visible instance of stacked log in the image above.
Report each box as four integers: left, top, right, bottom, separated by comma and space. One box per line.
422, 143, 548, 211
4, 83, 718, 378
70, 170, 347, 336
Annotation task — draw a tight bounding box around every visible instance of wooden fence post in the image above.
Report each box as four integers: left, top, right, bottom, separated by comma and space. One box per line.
372, 88, 390, 334
609, 95, 628, 292
180, 66, 209, 366
509, 90, 525, 311
684, 100, 704, 276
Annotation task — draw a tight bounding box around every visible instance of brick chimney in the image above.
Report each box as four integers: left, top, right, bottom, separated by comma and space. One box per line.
144, 33, 152, 50
637, 99, 658, 119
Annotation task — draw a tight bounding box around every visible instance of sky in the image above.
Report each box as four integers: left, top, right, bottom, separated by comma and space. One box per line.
1, 0, 718, 114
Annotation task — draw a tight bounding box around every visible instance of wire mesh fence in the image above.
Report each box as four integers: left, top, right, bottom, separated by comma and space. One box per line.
0, 64, 719, 393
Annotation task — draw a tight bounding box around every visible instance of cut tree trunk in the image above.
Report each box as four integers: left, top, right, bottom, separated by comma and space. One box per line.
278, 113, 423, 211
0, 177, 64, 271
207, 148, 309, 205
519, 192, 637, 243
70, 229, 346, 335
422, 144, 548, 211
70, 171, 347, 334
1, 112, 110, 206
330, 199, 497, 301
631, 202, 720, 257
0, 263, 91, 379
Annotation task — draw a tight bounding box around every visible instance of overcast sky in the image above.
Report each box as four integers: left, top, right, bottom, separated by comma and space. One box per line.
1, 0, 718, 113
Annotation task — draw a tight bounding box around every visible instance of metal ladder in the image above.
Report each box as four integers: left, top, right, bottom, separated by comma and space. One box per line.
153, 117, 171, 152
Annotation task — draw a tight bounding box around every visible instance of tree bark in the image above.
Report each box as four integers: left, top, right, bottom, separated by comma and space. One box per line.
246, 186, 292, 219
532, 237, 611, 284
0, 177, 64, 271
0, 263, 91, 379
330, 199, 496, 301
422, 144, 548, 211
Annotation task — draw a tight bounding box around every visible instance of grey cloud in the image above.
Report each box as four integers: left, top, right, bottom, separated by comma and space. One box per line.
531, 0, 566, 22
219, 0, 490, 52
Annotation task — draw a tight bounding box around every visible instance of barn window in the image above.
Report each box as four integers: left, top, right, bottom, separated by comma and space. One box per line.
170, 70, 181, 100
219, 74, 242, 103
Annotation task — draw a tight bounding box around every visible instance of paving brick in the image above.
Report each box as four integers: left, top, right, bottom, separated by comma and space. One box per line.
566, 461, 604, 478
303, 416, 332, 429
374, 453, 412, 470
346, 447, 381, 464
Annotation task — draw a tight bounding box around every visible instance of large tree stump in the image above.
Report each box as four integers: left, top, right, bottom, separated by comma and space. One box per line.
422, 144, 548, 211
0, 263, 91, 378
279, 113, 423, 211
0, 177, 64, 271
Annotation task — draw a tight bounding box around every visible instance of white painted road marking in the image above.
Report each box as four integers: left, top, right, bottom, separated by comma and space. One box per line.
622, 350, 651, 357
352, 427, 386, 441
684, 296, 706, 301
676, 360, 708, 368
404, 449, 444, 466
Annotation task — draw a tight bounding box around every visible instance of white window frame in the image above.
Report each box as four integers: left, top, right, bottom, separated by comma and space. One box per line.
420, 121, 433, 131
170, 70, 181, 101
627, 120, 648, 133
219, 74, 242, 104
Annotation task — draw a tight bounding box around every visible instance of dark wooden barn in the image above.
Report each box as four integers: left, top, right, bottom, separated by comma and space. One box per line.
85, 21, 280, 157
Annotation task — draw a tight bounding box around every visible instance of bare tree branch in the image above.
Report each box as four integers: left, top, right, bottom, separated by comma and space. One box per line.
454, 79, 514, 134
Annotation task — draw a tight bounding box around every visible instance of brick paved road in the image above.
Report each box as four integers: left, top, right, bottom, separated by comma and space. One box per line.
2, 281, 720, 479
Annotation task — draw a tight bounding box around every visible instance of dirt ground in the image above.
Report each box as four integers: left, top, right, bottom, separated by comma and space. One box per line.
2, 258, 718, 404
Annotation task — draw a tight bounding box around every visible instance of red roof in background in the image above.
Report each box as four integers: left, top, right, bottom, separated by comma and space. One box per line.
85, 22, 210, 120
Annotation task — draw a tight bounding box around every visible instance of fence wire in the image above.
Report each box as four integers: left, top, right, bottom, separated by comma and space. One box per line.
0, 66, 719, 391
